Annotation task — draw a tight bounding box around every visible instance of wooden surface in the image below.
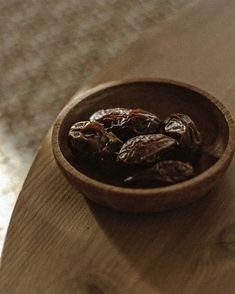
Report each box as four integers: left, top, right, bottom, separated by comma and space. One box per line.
1, 0, 235, 293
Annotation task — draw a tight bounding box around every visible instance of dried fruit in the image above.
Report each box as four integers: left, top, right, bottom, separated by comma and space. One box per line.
164, 113, 202, 158
124, 160, 194, 187
90, 108, 128, 122
117, 134, 177, 166
68, 109, 203, 188
90, 107, 162, 140
68, 121, 122, 163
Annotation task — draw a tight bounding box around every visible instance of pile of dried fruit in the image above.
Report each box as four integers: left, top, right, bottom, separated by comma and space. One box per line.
68, 108, 202, 188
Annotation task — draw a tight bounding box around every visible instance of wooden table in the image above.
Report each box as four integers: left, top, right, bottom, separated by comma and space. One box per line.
1, 0, 235, 293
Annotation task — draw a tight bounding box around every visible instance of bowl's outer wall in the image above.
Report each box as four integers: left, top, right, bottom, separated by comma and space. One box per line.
54, 149, 234, 213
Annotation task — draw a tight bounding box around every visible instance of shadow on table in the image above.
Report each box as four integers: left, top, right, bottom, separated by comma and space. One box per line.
88, 177, 234, 293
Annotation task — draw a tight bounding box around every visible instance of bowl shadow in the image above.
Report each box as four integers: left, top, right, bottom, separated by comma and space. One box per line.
87, 176, 235, 293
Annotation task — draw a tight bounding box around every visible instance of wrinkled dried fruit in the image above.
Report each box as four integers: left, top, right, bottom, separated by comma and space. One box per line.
90, 108, 128, 122
164, 113, 202, 158
68, 108, 204, 188
68, 121, 123, 163
117, 134, 177, 166
90, 107, 162, 140
124, 160, 194, 187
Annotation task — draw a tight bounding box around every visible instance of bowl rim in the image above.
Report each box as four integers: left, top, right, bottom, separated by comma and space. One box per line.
52, 78, 235, 195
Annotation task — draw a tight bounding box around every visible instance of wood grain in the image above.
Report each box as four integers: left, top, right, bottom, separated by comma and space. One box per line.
1, 0, 235, 293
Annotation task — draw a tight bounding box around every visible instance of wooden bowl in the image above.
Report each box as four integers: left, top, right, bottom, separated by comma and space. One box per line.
52, 79, 235, 213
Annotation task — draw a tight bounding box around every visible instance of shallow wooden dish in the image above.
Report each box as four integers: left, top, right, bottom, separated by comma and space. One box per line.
52, 79, 235, 213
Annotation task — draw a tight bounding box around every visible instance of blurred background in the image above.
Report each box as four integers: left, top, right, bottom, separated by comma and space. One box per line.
0, 0, 193, 252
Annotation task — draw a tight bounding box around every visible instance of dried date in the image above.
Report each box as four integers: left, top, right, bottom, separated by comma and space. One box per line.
90, 108, 128, 122
68, 121, 122, 163
117, 134, 177, 166
90, 107, 162, 140
68, 108, 203, 188
164, 113, 202, 159
124, 160, 194, 187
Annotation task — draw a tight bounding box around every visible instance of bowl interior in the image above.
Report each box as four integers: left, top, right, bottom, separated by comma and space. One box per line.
58, 81, 229, 186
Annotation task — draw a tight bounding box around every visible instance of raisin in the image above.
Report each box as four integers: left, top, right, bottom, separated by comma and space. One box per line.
90, 107, 162, 140
117, 134, 177, 166
68, 121, 122, 163
124, 160, 194, 187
